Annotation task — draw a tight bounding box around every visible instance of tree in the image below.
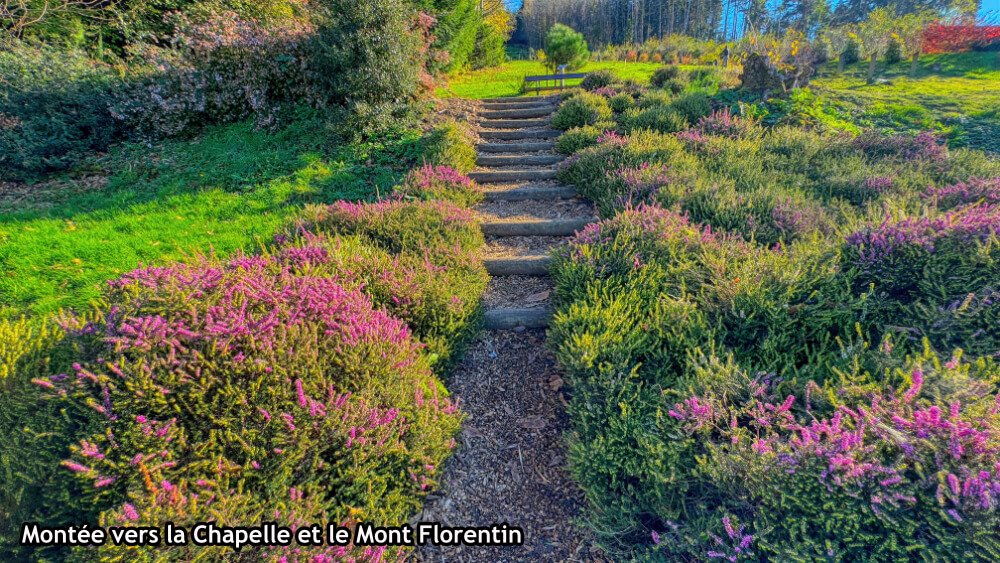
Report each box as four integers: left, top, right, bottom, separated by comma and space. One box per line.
543, 23, 589, 71
857, 6, 894, 84
820, 25, 857, 73
895, 10, 936, 76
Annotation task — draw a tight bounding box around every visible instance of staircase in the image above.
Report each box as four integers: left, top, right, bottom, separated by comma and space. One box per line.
472, 95, 597, 330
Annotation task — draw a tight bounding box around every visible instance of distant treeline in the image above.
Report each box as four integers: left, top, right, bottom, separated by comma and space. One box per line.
514, 0, 980, 47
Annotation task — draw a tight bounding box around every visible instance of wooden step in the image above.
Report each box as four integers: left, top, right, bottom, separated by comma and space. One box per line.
481, 218, 592, 237
484, 256, 552, 276
479, 130, 560, 141
480, 107, 554, 120
484, 307, 553, 330
478, 142, 555, 153
477, 154, 563, 167
487, 95, 559, 103
470, 169, 558, 183
483, 185, 578, 202
481, 102, 557, 111
480, 119, 551, 129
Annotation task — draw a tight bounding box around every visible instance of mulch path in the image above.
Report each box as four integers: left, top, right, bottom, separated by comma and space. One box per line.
414, 330, 604, 562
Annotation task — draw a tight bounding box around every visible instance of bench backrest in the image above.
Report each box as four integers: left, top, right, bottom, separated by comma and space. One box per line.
524, 73, 588, 82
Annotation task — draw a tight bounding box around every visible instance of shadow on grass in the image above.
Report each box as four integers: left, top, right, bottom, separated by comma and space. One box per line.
0, 109, 422, 318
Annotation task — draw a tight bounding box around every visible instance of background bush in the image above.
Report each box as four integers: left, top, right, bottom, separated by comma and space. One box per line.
420, 119, 477, 172
551, 92, 613, 130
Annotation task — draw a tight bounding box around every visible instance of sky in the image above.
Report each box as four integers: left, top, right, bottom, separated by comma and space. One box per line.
503, 0, 1000, 20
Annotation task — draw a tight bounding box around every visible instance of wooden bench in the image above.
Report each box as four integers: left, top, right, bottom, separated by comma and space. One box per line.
523, 72, 588, 95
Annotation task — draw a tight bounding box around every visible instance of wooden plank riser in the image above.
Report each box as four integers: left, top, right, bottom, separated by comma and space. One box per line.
484, 308, 553, 330
484, 257, 552, 276
481, 219, 591, 237
479, 130, 560, 140
469, 170, 559, 183
483, 186, 578, 201
478, 142, 556, 153
476, 155, 563, 167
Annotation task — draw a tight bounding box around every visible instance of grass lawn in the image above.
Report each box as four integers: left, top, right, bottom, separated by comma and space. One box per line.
437, 60, 677, 99
812, 52, 1000, 152
0, 109, 421, 318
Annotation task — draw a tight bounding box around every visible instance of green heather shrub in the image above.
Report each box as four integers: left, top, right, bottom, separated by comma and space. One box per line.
556, 125, 603, 155
661, 77, 688, 94
623, 106, 689, 134
394, 164, 484, 206
668, 91, 713, 123
649, 65, 681, 88
608, 92, 636, 113
292, 199, 487, 368
580, 70, 618, 91
552, 92, 613, 130
0, 315, 100, 560
303, 198, 483, 257
421, 119, 477, 172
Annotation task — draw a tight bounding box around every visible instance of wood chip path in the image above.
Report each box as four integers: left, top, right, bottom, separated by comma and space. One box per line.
415, 97, 603, 562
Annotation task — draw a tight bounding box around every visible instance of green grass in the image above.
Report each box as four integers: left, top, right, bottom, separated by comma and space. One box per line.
0, 108, 422, 318
437, 60, 678, 99
812, 52, 1000, 152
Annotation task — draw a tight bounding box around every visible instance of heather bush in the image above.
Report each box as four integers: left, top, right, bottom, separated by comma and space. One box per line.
622, 106, 690, 134
556, 125, 603, 155
395, 164, 483, 206
649, 65, 681, 88
34, 254, 462, 560
608, 92, 637, 113
0, 315, 102, 560
551, 92, 613, 130
580, 69, 618, 91
421, 119, 477, 172
925, 177, 1000, 210
304, 198, 483, 258
550, 77, 1000, 558
664, 352, 1000, 561
668, 91, 713, 124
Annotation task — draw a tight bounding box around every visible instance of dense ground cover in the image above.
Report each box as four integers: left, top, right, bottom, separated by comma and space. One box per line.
549, 62, 1000, 560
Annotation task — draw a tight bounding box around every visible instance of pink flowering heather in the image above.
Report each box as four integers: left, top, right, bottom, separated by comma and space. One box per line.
863, 176, 894, 194
692, 107, 759, 139
395, 164, 483, 206
667, 359, 1000, 555
40, 251, 463, 558
853, 131, 948, 162
846, 203, 1000, 266
925, 177, 1000, 210
596, 131, 627, 146
614, 162, 675, 207
592, 86, 619, 97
